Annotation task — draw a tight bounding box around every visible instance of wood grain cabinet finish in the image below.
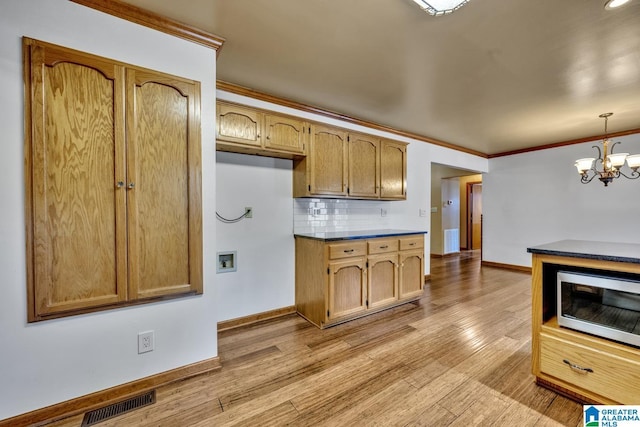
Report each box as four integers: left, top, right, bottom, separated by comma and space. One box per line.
398, 236, 425, 299
216, 101, 307, 159
380, 140, 407, 199
348, 133, 380, 198
531, 253, 640, 404
24, 38, 202, 321
294, 127, 407, 200
295, 234, 424, 328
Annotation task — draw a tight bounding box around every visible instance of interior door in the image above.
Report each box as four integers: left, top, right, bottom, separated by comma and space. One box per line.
471, 183, 482, 250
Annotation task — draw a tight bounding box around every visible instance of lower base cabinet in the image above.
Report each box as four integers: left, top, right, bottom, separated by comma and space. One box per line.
295, 234, 425, 328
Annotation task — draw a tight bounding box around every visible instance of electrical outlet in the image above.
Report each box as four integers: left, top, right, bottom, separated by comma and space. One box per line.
419, 209, 427, 217
244, 207, 253, 218
138, 331, 154, 354
381, 208, 387, 217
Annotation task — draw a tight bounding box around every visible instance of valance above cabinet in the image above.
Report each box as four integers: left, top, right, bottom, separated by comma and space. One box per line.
24, 38, 203, 321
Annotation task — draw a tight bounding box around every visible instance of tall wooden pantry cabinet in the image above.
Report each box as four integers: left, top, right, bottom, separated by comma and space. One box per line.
23, 38, 203, 321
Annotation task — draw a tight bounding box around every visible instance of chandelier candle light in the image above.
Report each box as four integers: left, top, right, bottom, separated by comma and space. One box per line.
574, 113, 640, 186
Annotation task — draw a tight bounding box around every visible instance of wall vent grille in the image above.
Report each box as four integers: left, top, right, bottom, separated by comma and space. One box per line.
81, 390, 156, 426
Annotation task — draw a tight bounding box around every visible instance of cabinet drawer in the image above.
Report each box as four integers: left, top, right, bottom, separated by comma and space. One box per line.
400, 236, 423, 251
540, 333, 640, 403
368, 238, 398, 254
328, 241, 367, 260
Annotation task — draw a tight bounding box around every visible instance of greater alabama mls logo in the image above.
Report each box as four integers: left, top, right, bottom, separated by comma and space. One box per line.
584, 405, 640, 427
585, 406, 599, 427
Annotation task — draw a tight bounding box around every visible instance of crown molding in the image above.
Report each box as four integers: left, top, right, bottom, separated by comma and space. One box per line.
70, 0, 225, 54
216, 80, 488, 159
489, 127, 640, 158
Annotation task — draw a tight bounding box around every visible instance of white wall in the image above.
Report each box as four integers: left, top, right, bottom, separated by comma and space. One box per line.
216, 90, 488, 310
215, 152, 294, 321
483, 133, 640, 267
0, 1, 217, 419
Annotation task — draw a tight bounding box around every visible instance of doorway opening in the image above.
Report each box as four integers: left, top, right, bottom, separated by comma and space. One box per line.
430, 164, 482, 256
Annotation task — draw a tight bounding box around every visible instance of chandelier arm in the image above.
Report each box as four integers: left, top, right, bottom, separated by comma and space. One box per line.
618, 170, 640, 180
580, 171, 598, 184
610, 141, 621, 154
592, 145, 603, 162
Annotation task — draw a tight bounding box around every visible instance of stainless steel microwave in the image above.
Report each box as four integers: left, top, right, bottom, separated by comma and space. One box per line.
557, 271, 640, 347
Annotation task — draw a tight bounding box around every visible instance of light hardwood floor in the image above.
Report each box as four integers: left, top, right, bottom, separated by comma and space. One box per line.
49, 251, 583, 426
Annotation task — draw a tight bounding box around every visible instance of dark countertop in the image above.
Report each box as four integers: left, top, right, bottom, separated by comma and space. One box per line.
527, 240, 640, 264
294, 229, 427, 242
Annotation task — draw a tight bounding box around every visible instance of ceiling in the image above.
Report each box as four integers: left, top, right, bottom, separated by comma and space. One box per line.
121, 0, 640, 156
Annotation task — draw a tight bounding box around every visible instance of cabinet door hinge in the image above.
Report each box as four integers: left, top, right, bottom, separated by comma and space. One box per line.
366, 299, 369, 307
327, 267, 330, 274
347, 135, 350, 142
327, 310, 330, 317
309, 184, 311, 191
366, 261, 369, 268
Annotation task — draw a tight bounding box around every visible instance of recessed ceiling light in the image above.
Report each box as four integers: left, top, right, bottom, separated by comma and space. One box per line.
410, 0, 471, 16
604, 0, 633, 10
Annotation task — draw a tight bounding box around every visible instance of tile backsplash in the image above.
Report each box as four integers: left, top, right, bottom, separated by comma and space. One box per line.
293, 198, 392, 233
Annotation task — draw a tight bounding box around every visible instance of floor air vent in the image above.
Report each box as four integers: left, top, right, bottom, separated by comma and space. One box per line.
81, 390, 156, 426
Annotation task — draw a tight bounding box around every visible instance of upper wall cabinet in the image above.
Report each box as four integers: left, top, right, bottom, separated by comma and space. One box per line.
216, 101, 307, 159
23, 38, 203, 322
294, 126, 407, 200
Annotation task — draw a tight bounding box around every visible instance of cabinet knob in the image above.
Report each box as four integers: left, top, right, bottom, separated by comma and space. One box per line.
127, 182, 135, 189
116, 181, 124, 189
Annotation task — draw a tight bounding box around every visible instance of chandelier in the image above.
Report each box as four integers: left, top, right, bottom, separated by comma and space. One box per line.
574, 113, 640, 186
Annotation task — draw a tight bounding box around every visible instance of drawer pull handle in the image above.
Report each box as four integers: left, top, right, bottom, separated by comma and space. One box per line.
563, 359, 593, 373
408, 243, 416, 246
379, 245, 388, 249
344, 249, 354, 253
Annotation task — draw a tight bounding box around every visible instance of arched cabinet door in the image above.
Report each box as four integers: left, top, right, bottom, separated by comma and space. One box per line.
380, 140, 407, 200
327, 258, 367, 321
348, 133, 380, 198
368, 254, 399, 309
125, 68, 202, 301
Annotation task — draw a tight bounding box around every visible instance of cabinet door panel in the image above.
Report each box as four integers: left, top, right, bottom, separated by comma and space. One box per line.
28, 43, 127, 317
399, 250, 424, 299
264, 114, 305, 154
368, 254, 398, 309
328, 258, 367, 320
381, 140, 407, 199
127, 69, 202, 299
349, 134, 380, 198
310, 126, 347, 196
217, 103, 262, 146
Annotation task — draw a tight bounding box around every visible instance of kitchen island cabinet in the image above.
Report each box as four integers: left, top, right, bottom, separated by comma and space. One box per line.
528, 240, 640, 404
295, 230, 426, 328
